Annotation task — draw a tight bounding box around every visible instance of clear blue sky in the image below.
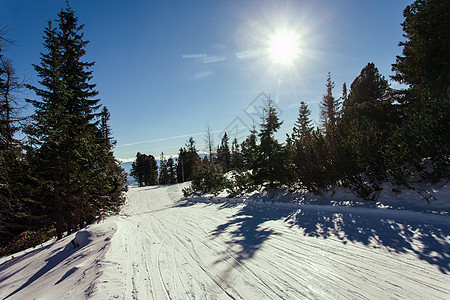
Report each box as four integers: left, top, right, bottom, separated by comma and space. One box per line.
1, 0, 411, 161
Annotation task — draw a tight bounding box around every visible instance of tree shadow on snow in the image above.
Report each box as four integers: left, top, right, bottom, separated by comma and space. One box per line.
210, 204, 284, 273
211, 202, 450, 274
3, 231, 91, 299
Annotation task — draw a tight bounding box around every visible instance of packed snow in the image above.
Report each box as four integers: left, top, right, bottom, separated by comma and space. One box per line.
1, 182, 449, 299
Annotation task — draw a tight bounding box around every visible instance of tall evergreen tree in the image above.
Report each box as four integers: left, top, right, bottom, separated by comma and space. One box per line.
204, 122, 215, 164
176, 137, 201, 182
0, 56, 22, 210
144, 154, 158, 186
343, 63, 391, 118
217, 132, 231, 171
99, 107, 114, 146
130, 152, 145, 187
289, 101, 314, 186
319, 72, 339, 131
340, 83, 348, 112
389, 0, 449, 178
292, 101, 313, 141
166, 157, 177, 184
254, 99, 285, 187
91, 106, 126, 213
230, 137, 242, 170
159, 152, 170, 185
130, 152, 158, 186
392, 0, 448, 101
25, 5, 122, 238
0, 35, 33, 247
240, 123, 258, 171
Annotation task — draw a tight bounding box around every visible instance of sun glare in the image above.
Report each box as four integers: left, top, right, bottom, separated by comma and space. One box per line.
269, 31, 300, 65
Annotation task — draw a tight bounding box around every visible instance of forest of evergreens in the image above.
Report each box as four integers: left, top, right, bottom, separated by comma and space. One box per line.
0, 6, 127, 254
133, 0, 448, 200
1, 0, 448, 255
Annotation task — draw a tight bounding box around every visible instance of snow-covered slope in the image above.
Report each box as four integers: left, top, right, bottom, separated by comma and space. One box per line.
0, 219, 117, 299
1, 183, 449, 299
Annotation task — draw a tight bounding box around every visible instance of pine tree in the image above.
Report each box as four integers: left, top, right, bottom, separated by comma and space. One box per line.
176, 137, 201, 182
176, 148, 186, 183
0, 56, 23, 211
255, 98, 285, 187
130, 152, 158, 186
389, 0, 449, 178
159, 152, 169, 185
91, 106, 126, 214
324, 63, 393, 194
25, 5, 120, 238
392, 0, 449, 101
240, 123, 258, 170
344, 63, 391, 117
230, 137, 242, 170
290, 101, 314, 186
0, 35, 32, 247
341, 83, 348, 104
319, 72, 339, 131
166, 157, 177, 184
131, 152, 145, 187
217, 132, 231, 171
204, 122, 214, 164
292, 101, 313, 141
25, 17, 72, 239
144, 154, 158, 186
99, 107, 114, 146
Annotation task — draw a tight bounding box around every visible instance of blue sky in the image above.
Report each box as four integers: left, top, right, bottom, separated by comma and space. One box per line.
1, 0, 412, 161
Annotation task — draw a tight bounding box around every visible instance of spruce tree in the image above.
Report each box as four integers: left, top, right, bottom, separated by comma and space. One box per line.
319, 72, 340, 131
159, 152, 170, 185
0, 56, 22, 211
131, 152, 145, 187
255, 99, 285, 187
166, 157, 177, 184
343, 63, 391, 119
230, 137, 242, 170
176, 137, 201, 182
240, 123, 258, 171
130, 152, 158, 186
389, 0, 449, 178
217, 132, 231, 171
292, 101, 313, 141
340, 83, 348, 107
144, 154, 158, 186
91, 106, 126, 213
392, 0, 448, 101
290, 101, 314, 187
176, 148, 186, 183
26, 5, 120, 238
0, 37, 32, 247
204, 122, 215, 164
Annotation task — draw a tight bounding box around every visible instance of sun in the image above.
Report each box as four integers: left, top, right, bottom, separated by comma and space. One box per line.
268, 30, 300, 65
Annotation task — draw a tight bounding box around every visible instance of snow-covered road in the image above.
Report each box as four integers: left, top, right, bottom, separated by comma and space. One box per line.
94, 184, 450, 299
1, 183, 449, 299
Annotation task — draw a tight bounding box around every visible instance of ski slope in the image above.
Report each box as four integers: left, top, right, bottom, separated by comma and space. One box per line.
1, 183, 449, 299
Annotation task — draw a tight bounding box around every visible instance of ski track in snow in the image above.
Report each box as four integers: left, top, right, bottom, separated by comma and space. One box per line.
0, 182, 449, 299
92, 183, 449, 299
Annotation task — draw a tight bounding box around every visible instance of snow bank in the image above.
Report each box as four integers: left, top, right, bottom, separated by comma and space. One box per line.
0, 218, 117, 300
184, 181, 450, 215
